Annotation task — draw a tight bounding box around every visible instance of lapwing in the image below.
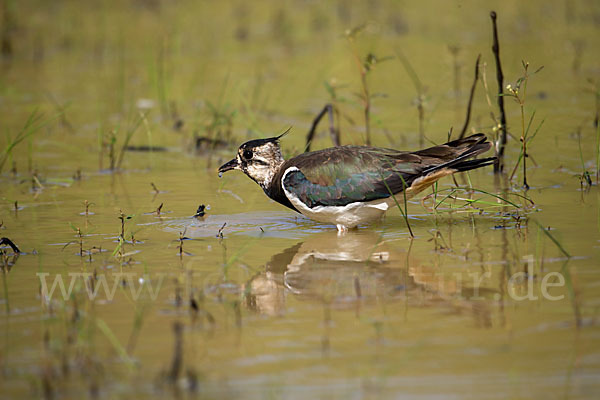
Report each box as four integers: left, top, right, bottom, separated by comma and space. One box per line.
218, 132, 495, 232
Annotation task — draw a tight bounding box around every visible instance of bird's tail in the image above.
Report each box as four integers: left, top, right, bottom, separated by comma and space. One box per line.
418, 133, 496, 175
448, 156, 497, 172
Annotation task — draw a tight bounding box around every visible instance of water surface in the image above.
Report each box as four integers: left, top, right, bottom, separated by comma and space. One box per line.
1, 1, 599, 399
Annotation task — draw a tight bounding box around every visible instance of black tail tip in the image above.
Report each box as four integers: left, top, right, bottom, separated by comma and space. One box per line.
453, 156, 497, 172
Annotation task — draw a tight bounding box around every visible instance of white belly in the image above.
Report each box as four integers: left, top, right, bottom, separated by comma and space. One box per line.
290, 196, 395, 230
281, 167, 398, 230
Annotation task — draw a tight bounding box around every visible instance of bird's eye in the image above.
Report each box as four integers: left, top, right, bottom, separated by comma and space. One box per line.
243, 150, 253, 160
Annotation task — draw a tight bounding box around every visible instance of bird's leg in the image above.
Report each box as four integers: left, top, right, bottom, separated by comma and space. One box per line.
336, 224, 348, 235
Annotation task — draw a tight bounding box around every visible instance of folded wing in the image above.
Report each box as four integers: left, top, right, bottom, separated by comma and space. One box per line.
279, 134, 493, 209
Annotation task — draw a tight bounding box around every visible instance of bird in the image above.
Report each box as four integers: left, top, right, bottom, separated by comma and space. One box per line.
218, 131, 496, 232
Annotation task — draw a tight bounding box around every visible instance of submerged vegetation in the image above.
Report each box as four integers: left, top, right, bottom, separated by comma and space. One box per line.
1, 1, 599, 399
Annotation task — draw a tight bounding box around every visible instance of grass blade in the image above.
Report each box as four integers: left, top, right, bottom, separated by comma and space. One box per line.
380, 171, 414, 237
1, 108, 61, 172
533, 219, 571, 258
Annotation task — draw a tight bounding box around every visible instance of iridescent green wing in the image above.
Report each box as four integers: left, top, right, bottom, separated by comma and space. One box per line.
281, 146, 424, 208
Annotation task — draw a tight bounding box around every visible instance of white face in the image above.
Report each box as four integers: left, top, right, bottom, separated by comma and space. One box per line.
238, 142, 285, 189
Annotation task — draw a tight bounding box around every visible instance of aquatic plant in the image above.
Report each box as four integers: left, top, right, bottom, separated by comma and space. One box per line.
587, 79, 600, 183
503, 61, 544, 189
0, 109, 57, 173
112, 210, 133, 259
576, 129, 593, 189
99, 111, 146, 171
346, 25, 392, 146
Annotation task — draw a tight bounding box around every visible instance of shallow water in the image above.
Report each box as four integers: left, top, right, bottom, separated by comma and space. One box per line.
1, 1, 600, 399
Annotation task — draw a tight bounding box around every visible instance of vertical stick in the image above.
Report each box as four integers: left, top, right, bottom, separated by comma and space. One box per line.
594, 85, 600, 184
596, 116, 600, 185
417, 99, 424, 148
490, 11, 508, 173
347, 33, 371, 146
448, 45, 461, 123
396, 47, 425, 147
362, 69, 371, 147
327, 104, 339, 147
305, 104, 338, 152
458, 54, 481, 139
1, 0, 14, 57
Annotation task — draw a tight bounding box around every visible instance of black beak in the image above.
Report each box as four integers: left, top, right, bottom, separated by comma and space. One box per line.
218, 158, 239, 175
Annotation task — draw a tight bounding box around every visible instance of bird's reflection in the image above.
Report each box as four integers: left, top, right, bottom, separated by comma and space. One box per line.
244, 230, 401, 316
243, 230, 494, 322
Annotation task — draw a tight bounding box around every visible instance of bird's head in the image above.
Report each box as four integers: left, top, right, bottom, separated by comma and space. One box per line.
218, 129, 290, 189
